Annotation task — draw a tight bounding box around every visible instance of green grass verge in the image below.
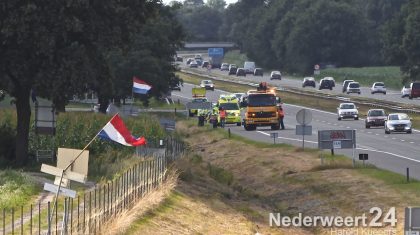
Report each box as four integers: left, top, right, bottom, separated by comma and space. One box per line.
0, 170, 40, 209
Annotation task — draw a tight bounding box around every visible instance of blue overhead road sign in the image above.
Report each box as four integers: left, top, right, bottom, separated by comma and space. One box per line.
208, 48, 224, 57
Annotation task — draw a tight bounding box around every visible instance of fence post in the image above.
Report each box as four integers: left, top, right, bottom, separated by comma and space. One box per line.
47, 202, 51, 235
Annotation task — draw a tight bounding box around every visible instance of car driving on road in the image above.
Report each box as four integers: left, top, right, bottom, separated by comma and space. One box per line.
220, 63, 229, 71
346, 82, 361, 94
270, 71, 282, 80
401, 84, 411, 98
385, 113, 412, 134
323, 77, 335, 87
319, 78, 333, 90
342, 80, 354, 93
337, 102, 359, 120
409, 82, 420, 99
228, 64, 237, 75
302, 77, 316, 88
371, 82, 386, 94
236, 68, 246, 76
365, 109, 386, 128
200, 80, 214, 91
254, 68, 263, 76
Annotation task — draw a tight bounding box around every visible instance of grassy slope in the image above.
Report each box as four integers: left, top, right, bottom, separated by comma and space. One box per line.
130, 120, 416, 234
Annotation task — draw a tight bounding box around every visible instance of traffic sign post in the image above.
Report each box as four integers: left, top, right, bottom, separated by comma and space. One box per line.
318, 129, 357, 166
270, 132, 278, 144
296, 109, 312, 149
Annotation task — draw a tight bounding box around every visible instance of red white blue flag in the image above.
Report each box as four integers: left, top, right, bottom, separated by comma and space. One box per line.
98, 114, 146, 146
133, 77, 152, 94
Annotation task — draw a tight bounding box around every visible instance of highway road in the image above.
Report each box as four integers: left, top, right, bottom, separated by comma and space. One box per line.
178, 60, 420, 107
172, 83, 420, 180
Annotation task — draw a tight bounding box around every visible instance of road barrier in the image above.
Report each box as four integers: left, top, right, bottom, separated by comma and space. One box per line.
181, 69, 420, 114
1, 137, 185, 235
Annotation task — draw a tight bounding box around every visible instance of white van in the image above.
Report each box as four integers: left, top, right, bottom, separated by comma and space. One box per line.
243, 61, 255, 74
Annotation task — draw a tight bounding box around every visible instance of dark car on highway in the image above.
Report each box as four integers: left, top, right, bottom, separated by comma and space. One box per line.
365, 109, 386, 128
302, 77, 316, 88
409, 82, 420, 99
228, 65, 238, 75
319, 78, 333, 90
236, 68, 246, 76
254, 68, 263, 76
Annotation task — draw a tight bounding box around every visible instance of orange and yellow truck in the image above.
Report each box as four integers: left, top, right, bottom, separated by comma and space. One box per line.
243, 87, 280, 131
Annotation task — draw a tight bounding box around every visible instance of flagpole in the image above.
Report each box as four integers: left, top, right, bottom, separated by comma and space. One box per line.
48, 113, 119, 233
130, 89, 134, 115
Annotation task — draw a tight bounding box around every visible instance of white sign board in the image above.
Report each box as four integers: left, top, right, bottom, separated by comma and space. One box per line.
41, 164, 87, 184
57, 148, 89, 176
43, 183, 76, 198
333, 141, 342, 149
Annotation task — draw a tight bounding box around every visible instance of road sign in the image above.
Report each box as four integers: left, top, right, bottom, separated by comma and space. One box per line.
359, 154, 368, 160
43, 183, 76, 198
333, 141, 342, 149
318, 130, 356, 150
41, 164, 87, 184
296, 109, 312, 125
405, 207, 420, 234
208, 48, 224, 57
270, 132, 278, 144
314, 70, 320, 75
314, 64, 320, 70
295, 125, 312, 135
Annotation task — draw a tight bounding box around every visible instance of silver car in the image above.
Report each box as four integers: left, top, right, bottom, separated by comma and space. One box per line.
385, 113, 412, 134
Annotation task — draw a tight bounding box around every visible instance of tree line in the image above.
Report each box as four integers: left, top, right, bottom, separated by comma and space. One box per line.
176, 0, 420, 82
0, 0, 184, 166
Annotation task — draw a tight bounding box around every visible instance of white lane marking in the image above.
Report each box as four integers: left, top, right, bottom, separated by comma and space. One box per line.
327, 123, 331, 125
410, 142, 415, 144
367, 132, 372, 134
333, 123, 337, 126
357, 147, 420, 164
257, 131, 317, 144
346, 126, 350, 129
375, 134, 379, 136
401, 140, 405, 142
172, 93, 193, 100
257, 130, 420, 164
392, 138, 396, 140
384, 136, 388, 138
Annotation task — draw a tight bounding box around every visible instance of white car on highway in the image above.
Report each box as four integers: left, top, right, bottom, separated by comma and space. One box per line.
371, 82, 386, 94
337, 102, 359, 120
385, 113, 412, 134
401, 84, 411, 98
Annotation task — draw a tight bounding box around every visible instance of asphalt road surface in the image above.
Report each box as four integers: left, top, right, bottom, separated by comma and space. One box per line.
178, 59, 420, 107
172, 83, 420, 180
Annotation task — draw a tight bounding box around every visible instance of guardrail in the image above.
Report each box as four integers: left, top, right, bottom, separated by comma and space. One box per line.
180, 69, 420, 114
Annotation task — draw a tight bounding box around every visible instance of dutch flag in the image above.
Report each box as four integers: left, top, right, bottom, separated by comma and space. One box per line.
98, 114, 146, 147
132, 77, 152, 95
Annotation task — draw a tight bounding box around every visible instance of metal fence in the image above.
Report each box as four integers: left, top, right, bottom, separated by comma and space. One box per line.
1, 137, 185, 235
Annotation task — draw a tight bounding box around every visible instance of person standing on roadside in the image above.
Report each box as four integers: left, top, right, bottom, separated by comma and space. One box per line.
219, 107, 226, 128
277, 106, 285, 130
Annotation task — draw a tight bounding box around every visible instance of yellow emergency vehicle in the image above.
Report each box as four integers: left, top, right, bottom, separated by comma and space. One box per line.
189, 87, 208, 117
216, 94, 242, 126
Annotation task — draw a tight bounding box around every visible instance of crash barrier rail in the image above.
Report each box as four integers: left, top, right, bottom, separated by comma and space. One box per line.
0, 137, 185, 235
180, 69, 420, 114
